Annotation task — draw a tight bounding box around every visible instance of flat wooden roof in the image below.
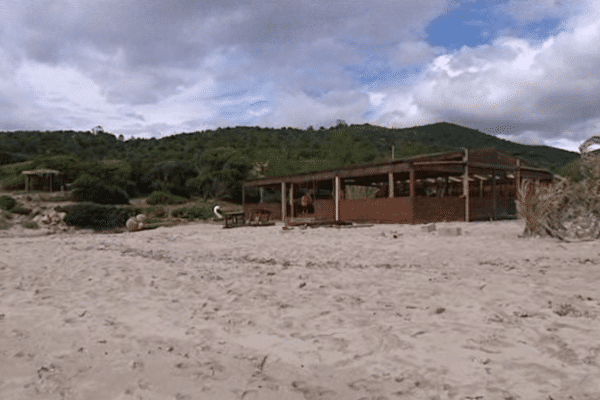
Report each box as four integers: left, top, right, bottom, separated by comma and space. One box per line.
244, 149, 553, 187
22, 169, 61, 175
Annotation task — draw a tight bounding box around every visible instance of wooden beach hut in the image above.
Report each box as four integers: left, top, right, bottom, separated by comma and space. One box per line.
22, 169, 63, 193
242, 149, 554, 225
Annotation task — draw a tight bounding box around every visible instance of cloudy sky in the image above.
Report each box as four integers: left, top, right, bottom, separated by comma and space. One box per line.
1, 0, 599, 151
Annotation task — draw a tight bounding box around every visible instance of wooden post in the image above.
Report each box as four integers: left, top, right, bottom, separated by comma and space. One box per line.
259, 187, 264, 203
409, 165, 415, 197
289, 183, 294, 219
335, 176, 340, 221
492, 169, 497, 220
479, 177, 483, 197
388, 172, 394, 198
242, 185, 246, 207
281, 182, 286, 222
25, 174, 29, 192
49, 174, 53, 193
463, 149, 469, 222
515, 159, 521, 202
443, 176, 448, 197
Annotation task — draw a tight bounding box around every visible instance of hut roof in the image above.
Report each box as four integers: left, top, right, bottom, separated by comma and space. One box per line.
21, 169, 61, 175
244, 149, 552, 187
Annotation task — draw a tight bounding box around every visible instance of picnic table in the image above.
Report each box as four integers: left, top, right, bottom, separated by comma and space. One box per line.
248, 209, 271, 225
223, 211, 245, 228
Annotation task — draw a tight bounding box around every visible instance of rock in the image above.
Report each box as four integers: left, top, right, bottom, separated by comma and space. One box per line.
126, 218, 139, 232
422, 223, 436, 233
438, 227, 461, 237
136, 214, 147, 222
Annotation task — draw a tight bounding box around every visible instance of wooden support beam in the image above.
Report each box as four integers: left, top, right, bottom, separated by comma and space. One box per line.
388, 172, 394, 198
479, 177, 483, 198
409, 165, 415, 198
281, 182, 286, 222
492, 169, 497, 220
463, 149, 469, 222
335, 176, 340, 221
289, 183, 294, 218
515, 159, 521, 203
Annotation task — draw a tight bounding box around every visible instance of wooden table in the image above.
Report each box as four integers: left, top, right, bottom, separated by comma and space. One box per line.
223, 211, 245, 228
248, 209, 271, 225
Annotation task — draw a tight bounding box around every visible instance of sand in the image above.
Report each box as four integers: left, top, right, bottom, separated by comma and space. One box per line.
1, 220, 599, 399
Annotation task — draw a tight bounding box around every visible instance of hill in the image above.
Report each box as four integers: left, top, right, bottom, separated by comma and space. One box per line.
0, 122, 583, 202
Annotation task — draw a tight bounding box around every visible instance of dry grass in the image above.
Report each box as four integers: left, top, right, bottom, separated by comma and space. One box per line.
517, 144, 600, 241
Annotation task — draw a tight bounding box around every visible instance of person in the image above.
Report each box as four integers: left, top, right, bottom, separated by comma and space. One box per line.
300, 192, 314, 215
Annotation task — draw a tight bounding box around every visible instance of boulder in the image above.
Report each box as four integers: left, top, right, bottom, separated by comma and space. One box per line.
438, 227, 462, 237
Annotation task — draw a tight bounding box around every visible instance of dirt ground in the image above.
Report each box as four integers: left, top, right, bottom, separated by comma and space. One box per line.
1, 216, 599, 399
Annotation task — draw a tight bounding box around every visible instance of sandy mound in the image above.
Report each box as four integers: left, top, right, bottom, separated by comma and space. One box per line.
1, 220, 599, 399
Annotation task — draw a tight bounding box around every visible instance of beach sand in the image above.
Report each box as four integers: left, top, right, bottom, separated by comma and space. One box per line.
1, 220, 599, 399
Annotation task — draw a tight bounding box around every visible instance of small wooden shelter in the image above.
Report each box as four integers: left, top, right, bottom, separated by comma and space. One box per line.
22, 169, 62, 192
242, 149, 553, 225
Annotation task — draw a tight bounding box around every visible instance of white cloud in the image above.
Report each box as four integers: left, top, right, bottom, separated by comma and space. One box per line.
0, 0, 599, 153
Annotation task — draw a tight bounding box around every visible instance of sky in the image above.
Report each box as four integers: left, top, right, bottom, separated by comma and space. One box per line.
1, 0, 599, 152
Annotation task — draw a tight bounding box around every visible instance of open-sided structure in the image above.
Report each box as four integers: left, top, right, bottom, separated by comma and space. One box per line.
243, 149, 554, 225
22, 169, 63, 193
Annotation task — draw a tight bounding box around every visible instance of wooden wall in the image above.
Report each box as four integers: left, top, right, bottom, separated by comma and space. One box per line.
244, 203, 282, 221
340, 197, 413, 223
412, 197, 465, 223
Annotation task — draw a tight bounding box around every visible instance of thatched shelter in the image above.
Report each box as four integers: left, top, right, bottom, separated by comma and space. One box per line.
22, 169, 62, 192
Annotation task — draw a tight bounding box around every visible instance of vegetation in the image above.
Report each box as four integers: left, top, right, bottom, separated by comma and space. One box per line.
145, 206, 167, 218
0, 195, 17, 211
517, 137, 600, 241
71, 174, 130, 205
0, 122, 580, 207
171, 205, 213, 220
146, 191, 187, 205
59, 203, 135, 231
22, 221, 39, 229
10, 206, 32, 215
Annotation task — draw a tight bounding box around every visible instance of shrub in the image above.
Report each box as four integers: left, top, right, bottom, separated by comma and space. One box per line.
11, 206, 32, 215
0, 195, 17, 211
168, 185, 194, 199
146, 206, 167, 218
61, 203, 135, 231
171, 206, 212, 220
0, 174, 26, 191
22, 221, 39, 229
146, 191, 187, 205
72, 181, 130, 205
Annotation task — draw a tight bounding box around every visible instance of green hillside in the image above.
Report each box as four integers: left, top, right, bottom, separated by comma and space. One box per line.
0, 122, 582, 202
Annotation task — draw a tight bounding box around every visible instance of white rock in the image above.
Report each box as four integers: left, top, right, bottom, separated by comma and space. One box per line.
126, 217, 139, 232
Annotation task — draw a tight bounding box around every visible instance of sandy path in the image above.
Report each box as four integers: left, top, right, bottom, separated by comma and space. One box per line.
1, 221, 599, 399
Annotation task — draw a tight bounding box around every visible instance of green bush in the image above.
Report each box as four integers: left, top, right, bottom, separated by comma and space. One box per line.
0, 174, 26, 191
61, 203, 135, 231
146, 206, 167, 218
22, 221, 39, 229
146, 191, 187, 205
0, 195, 17, 211
171, 205, 212, 220
11, 206, 32, 215
72, 174, 130, 205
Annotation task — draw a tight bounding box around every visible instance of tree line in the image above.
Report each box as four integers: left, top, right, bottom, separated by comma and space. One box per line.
0, 122, 580, 204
